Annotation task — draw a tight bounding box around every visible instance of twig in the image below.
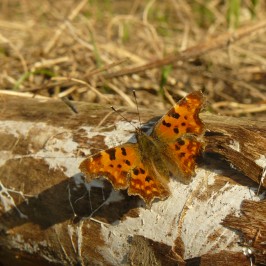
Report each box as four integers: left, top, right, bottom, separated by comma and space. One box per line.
51, 77, 109, 102
0, 90, 48, 99
104, 82, 136, 108
212, 101, 266, 115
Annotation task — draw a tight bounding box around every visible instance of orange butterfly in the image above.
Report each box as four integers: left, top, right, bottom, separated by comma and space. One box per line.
79, 91, 204, 206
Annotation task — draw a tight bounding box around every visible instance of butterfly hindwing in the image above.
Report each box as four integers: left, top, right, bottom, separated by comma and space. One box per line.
128, 163, 170, 206
165, 137, 202, 183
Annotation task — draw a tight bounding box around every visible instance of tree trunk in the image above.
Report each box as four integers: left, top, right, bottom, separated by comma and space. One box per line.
0, 94, 265, 266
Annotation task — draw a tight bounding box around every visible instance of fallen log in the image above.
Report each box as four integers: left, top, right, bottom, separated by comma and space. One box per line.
0, 94, 265, 265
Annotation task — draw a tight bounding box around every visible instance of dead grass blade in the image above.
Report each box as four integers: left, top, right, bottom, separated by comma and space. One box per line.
43, 0, 88, 54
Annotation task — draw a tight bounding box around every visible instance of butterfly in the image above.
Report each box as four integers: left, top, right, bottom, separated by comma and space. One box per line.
79, 91, 205, 206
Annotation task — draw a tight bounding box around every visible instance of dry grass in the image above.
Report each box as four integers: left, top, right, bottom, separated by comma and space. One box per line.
0, 0, 266, 118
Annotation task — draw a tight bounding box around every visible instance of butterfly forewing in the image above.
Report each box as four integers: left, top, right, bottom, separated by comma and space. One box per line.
152, 91, 204, 141
80, 144, 139, 189
80, 142, 170, 205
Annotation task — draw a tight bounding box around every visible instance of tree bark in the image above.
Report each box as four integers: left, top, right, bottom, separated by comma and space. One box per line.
0, 94, 265, 265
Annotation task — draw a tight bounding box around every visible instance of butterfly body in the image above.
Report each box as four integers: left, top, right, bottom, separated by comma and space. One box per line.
135, 129, 170, 178
79, 91, 204, 206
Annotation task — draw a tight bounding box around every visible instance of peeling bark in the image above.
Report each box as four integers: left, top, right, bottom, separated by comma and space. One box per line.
222, 200, 266, 265
0, 95, 265, 265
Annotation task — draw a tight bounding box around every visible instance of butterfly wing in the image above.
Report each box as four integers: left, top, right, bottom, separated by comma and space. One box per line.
127, 163, 169, 206
152, 91, 204, 141
80, 144, 138, 189
165, 137, 203, 183
151, 91, 204, 183
79, 143, 169, 205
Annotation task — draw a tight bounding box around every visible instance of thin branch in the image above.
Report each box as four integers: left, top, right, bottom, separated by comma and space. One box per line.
104, 20, 266, 79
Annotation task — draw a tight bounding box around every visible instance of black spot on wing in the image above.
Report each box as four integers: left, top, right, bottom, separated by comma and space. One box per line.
145, 176, 152, 182
133, 168, 139, 175
121, 147, 127, 156
106, 148, 116, 160
140, 168, 145, 174
162, 120, 171, 127
169, 110, 180, 119
174, 128, 179, 134
177, 138, 185, 146
125, 160, 131, 166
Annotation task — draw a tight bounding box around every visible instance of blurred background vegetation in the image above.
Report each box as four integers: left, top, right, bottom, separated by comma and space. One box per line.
0, 0, 265, 118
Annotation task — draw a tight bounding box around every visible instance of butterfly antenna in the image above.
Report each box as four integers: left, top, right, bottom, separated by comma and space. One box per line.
133, 90, 142, 128
111, 106, 137, 130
